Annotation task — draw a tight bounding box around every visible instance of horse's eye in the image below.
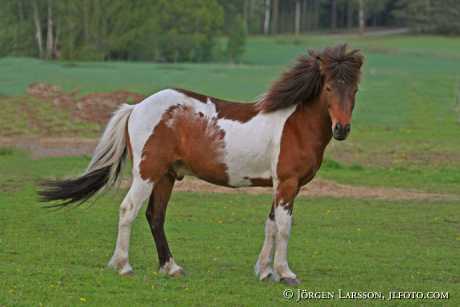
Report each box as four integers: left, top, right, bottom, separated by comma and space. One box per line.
326, 86, 332, 92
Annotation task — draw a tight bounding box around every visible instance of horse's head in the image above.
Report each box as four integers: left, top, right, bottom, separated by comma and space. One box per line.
316, 45, 363, 141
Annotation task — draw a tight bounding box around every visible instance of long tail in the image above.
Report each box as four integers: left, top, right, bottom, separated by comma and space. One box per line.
39, 103, 135, 208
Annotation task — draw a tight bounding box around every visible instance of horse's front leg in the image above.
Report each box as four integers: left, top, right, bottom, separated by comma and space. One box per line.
255, 203, 277, 281
273, 178, 300, 285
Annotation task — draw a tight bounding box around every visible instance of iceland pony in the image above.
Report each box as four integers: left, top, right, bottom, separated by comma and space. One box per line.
40, 44, 363, 285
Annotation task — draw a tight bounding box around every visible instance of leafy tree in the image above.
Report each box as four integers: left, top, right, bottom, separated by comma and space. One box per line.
154, 0, 223, 62
0, 0, 38, 57
430, 0, 460, 34
0, 0, 224, 62
226, 14, 247, 63
396, 0, 460, 35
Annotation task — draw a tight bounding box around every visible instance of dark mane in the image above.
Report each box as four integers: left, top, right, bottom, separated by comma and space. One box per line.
257, 44, 363, 113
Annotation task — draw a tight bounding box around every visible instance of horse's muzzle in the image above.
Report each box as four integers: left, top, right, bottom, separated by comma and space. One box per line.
333, 123, 351, 141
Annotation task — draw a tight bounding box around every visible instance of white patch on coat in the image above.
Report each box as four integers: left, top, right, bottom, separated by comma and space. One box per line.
217, 106, 296, 187
273, 204, 296, 279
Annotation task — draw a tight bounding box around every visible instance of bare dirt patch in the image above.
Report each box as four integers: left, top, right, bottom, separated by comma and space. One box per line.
27, 82, 144, 124
0, 137, 97, 158
19, 100, 45, 133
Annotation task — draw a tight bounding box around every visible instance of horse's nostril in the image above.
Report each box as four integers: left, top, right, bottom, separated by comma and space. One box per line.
335, 123, 342, 132
344, 124, 351, 133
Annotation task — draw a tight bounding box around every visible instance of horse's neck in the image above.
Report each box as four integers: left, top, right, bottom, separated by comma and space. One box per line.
291, 98, 332, 155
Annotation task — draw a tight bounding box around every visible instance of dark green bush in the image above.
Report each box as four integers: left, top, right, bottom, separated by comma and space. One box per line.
226, 15, 247, 63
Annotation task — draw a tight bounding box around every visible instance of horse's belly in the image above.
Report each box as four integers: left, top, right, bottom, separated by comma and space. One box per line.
173, 150, 272, 187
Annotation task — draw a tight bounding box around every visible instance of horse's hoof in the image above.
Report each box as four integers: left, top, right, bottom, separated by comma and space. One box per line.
260, 273, 273, 282
120, 270, 135, 277
280, 277, 300, 286
170, 268, 186, 277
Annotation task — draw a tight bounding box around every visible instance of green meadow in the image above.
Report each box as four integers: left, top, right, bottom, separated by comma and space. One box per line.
0, 151, 459, 306
0, 34, 459, 306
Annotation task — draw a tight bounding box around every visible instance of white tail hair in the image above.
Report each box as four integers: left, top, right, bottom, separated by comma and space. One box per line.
86, 103, 135, 185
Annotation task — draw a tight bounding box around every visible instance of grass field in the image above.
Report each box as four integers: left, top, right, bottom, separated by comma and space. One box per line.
0, 151, 458, 306
0, 34, 459, 306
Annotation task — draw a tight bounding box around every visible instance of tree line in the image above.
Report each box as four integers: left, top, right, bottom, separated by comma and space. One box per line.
0, 0, 458, 63
237, 0, 460, 35
1, 0, 226, 62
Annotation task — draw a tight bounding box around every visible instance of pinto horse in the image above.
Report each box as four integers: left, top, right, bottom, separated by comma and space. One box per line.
40, 44, 363, 285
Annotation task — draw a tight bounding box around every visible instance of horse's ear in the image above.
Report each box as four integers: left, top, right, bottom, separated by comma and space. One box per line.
316, 56, 326, 76
308, 49, 325, 76
349, 48, 364, 69
356, 52, 364, 69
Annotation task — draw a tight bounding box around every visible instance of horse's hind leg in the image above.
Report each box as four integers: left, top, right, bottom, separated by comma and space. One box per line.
108, 176, 153, 275
146, 174, 184, 277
